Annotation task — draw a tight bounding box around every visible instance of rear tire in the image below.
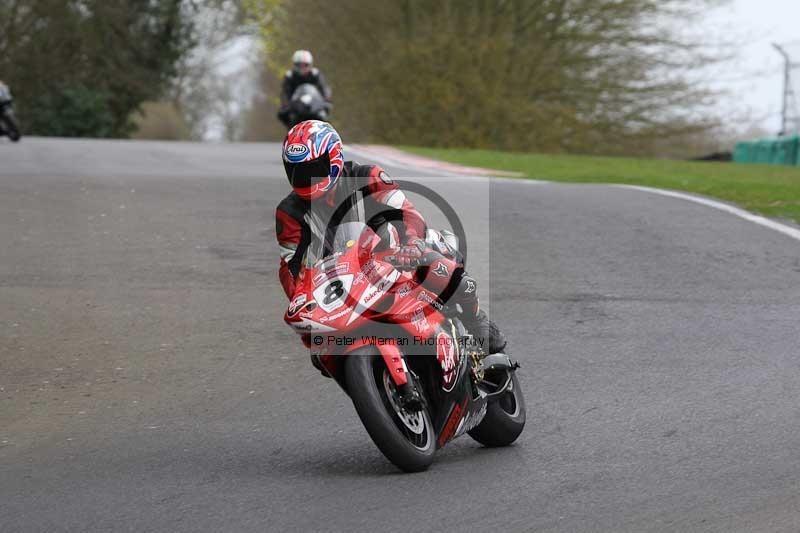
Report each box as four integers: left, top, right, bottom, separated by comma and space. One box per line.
345, 347, 435, 472
468, 371, 526, 447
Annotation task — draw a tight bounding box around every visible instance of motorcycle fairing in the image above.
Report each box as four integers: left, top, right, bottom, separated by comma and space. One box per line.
284, 223, 488, 449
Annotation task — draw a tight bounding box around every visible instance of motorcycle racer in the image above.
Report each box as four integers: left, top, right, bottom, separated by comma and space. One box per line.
0, 79, 20, 142
275, 121, 506, 400
278, 50, 332, 127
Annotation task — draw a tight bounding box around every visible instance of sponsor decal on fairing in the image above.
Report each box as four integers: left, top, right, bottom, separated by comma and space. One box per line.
417, 290, 443, 310
289, 318, 335, 333
319, 306, 353, 323
436, 331, 459, 392
312, 262, 350, 286
287, 293, 307, 317
410, 307, 430, 333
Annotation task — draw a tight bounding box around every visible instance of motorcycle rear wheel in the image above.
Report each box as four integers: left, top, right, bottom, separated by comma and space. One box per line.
468, 370, 526, 447
345, 347, 435, 472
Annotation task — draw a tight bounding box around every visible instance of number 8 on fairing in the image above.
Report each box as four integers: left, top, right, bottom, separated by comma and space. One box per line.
324, 279, 344, 304
313, 274, 354, 313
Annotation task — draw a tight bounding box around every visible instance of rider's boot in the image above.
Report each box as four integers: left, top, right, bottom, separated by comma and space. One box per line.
475, 309, 507, 354
452, 274, 507, 355
462, 308, 507, 355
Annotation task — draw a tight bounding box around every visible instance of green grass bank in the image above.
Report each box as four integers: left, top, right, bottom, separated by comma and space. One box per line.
402, 147, 800, 224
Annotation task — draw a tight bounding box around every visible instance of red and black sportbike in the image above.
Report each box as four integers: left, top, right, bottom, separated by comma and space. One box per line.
284, 222, 525, 472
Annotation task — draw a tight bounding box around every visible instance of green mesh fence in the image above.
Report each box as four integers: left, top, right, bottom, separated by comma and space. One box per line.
734, 136, 800, 165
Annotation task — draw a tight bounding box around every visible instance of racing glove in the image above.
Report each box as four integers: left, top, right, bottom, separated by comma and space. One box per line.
392, 238, 427, 268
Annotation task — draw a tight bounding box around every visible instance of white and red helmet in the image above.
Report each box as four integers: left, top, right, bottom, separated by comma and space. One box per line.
282, 120, 344, 201
292, 50, 313, 68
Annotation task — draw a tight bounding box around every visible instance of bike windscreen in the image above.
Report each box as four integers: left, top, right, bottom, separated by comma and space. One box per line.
330, 221, 378, 254
304, 221, 377, 266
291, 83, 323, 102
303, 217, 374, 267
303, 216, 381, 267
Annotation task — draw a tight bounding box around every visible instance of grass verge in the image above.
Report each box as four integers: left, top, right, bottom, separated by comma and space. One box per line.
402, 146, 800, 225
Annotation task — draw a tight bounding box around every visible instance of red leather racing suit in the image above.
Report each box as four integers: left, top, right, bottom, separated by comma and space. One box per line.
275, 161, 426, 298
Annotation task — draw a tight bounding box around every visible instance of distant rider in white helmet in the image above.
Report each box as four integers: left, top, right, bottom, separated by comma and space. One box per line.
277, 50, 332, 127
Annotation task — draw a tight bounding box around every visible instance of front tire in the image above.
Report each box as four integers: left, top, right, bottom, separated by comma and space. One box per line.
468, 371, 526, 447
345, 347, 435, 472
1, 113, 20, 142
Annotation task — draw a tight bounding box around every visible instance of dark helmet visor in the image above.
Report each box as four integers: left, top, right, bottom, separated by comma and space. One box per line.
284, 152, 331, 189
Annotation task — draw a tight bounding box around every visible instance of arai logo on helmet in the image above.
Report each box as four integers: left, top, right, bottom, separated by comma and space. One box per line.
285, 143, 310, 162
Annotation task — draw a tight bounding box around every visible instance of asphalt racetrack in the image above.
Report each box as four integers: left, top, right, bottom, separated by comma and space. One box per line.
2, 138, 800, 532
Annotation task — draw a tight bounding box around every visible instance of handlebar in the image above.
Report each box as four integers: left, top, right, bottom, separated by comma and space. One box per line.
384, 255, 420, 271
384, 250, 440, 271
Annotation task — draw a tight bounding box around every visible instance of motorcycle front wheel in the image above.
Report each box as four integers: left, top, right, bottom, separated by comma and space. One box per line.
345, 347, 435, 472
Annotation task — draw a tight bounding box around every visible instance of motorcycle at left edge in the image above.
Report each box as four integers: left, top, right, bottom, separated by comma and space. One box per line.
0, 82, 21, 142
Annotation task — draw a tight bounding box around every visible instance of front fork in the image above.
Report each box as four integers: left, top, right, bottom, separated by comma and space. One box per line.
339, 341, 409, 387
379, 343, 410, 387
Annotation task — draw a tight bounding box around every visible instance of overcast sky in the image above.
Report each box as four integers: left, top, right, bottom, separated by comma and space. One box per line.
703, 0, 800, 135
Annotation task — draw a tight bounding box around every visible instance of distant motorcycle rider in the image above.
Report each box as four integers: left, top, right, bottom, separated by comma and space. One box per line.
277, 50, 332, 127
275, 122, 506, 399
0, 79, 20, 142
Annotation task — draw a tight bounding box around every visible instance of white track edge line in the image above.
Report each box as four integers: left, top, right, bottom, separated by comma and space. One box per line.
616, 185, 800, 243
345, 145, 461, 177
345, 145, 543, 182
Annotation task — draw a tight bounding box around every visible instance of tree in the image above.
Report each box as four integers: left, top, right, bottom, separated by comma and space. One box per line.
26, 86, 116, 138
240, 62, 286, 141
131, 101, 191, 140
245, 0, 727, 156
0, 0, 195, 137
170, 0, 262, 140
